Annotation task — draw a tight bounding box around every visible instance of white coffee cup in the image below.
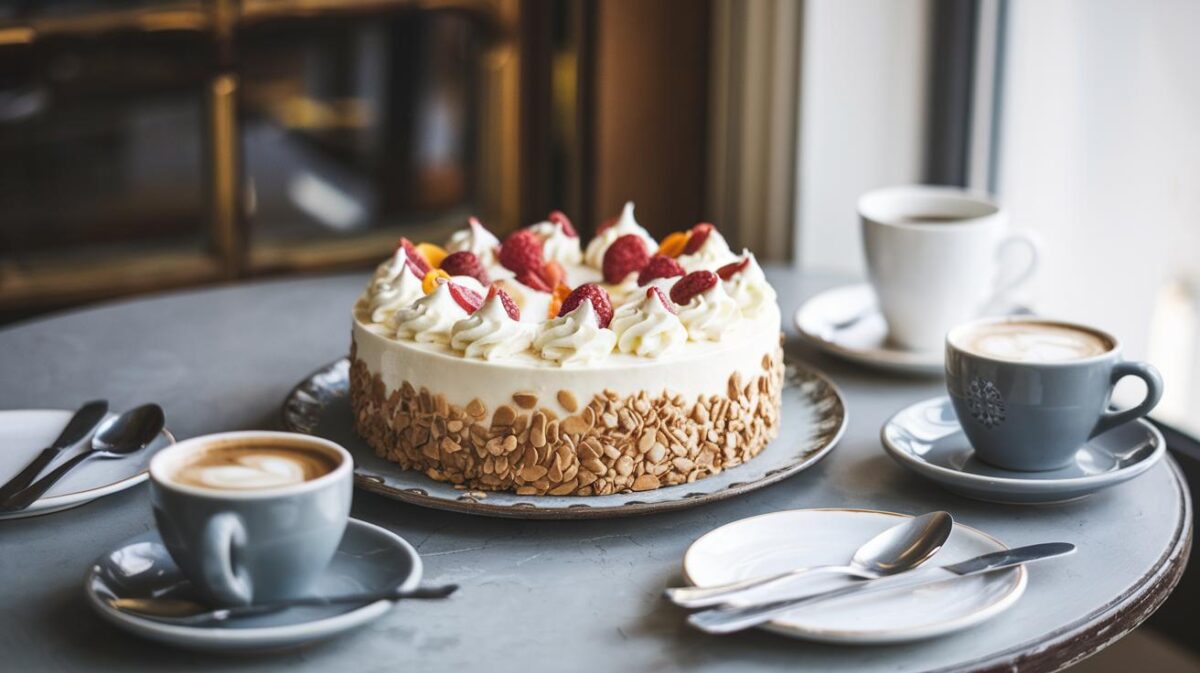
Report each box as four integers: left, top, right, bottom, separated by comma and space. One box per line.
859, 185, 1039, 352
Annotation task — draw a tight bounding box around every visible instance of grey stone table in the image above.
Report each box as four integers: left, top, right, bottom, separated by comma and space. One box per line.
0, 268, 1190, 673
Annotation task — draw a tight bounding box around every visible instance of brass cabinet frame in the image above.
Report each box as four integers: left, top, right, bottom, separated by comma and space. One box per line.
0, 0, 525, 311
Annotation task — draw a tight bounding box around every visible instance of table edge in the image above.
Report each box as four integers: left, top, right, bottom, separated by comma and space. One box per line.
934, 456, 1193, 673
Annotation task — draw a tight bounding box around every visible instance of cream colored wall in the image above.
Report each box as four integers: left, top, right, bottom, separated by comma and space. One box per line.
793, 0, 932, 274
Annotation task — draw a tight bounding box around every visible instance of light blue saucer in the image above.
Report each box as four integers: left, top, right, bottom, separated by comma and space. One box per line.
85, 518, 421, 652
881, 397, 1165, 505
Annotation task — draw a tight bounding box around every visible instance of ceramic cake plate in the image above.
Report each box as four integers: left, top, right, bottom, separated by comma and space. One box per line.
281, 356, 847, 519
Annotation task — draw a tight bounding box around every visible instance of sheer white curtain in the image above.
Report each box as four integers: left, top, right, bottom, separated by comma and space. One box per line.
996, 0, 1200, 427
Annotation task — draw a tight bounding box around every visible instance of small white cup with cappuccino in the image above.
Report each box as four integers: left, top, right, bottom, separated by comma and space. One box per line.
859, 185, 1040, 353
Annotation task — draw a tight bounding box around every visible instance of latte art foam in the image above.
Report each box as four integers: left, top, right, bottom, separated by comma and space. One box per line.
172, 446, 338, 491
955, 321, 1112, 363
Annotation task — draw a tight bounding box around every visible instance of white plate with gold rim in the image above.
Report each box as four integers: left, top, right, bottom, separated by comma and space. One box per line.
681, 509, 1027, 644
281, 356, 847, 520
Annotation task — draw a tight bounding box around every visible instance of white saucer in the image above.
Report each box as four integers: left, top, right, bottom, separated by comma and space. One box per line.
85, 518, 422, 652
0, 409, 175, 520
881, 397, 1166, 505
794, 284, 1034, 376
794, 284, 944, 375
682, 509, 1026, 644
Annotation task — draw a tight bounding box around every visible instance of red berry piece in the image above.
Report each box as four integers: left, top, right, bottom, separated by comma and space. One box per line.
716, 256, 751, 281
516, 269, 553, 293
637, 254, 685, 286
486, 285, 520, 321
540, 260, 566, 288
499, 229, 544, 274
447, 282, 483, 314
670, 270, 718, 305
440, 251, 490, 285
558, 283, 614, 329
396, 237, 431, 277
682, 223, 714, 255
596, 215, 619, 235
548, 210, 577, 238
646, 286, 676, 315
602, 234, 651, 284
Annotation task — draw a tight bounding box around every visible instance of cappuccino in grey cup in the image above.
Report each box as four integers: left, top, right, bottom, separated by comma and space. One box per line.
149, 431, 353, 606
945, 317, 1163, 471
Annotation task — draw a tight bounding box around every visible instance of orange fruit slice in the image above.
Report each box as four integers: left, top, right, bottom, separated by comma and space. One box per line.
422, 269, 452, 294
415, 242, 448, 269
658, 231, 689, 258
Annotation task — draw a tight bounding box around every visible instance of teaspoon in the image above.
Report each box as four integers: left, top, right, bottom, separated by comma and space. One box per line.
0, 404, 164, 512
112, 583, 459, 626
665, 511, 954, 608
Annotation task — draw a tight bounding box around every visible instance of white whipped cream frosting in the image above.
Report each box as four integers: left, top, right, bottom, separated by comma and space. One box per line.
393, 282, 468, 345
445, 218, 501, 269
584, 201, 658, 269
528, 220, 583, 267
450, 295, 536, 361
677, 281, 741, 341
367, 266, 425, 325
603, 271, 643, 308
722, 251, 776, 318
610, 291, 688, 358
678, 228, 738, 273
375, 247, 414, 284
533, 300, 617, 366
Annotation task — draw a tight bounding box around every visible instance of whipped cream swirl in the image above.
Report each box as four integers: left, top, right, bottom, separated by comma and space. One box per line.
445, 218, 501, 269
528, 220, 583, 266
393, 282, 468, 345
610, 291, 688, 357
677, 281, 741, 341
584, 201, 658, 269
604, 271, 643, 308
375, 247, 414, 284
678, 228, 738, 273
367, 265, 425, 325
722, 251, 776, 318
533, 300, 616, 366
450, 295, 536, 360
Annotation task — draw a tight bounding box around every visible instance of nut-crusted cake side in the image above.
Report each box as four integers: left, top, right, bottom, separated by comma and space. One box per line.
349, 343, 784, 496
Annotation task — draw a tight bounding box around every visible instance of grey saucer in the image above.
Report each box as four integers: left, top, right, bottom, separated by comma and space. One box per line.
85, 518, 421, 652
880, 397, 1165, 505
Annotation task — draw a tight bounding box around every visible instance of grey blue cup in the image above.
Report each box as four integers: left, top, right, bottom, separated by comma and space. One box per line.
148, 432, 353, 607
946, 318, 1163, 471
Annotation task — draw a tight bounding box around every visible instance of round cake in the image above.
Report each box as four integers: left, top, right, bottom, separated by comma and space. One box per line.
350, 202, 783, 496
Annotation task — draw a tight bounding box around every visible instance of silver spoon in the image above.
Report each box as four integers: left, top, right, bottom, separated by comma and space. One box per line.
664, 511, 954, 609
111, 583, 459, 626
0, 404, 165, 512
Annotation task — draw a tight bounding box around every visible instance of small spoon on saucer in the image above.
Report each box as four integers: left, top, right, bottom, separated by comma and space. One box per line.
665, 511, 954, 608
0, 404, 165, 512
111, 583, 459, 626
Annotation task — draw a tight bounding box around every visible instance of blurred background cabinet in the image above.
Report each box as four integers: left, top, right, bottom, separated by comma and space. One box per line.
0, 0, 713, 321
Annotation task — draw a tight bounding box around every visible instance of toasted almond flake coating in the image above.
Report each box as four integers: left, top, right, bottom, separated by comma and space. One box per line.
348, 341, 783, 496
513, 392, 539, 409
557, 390, 578, 413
